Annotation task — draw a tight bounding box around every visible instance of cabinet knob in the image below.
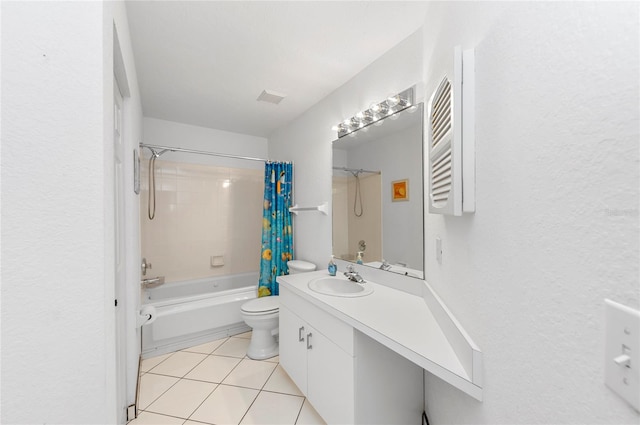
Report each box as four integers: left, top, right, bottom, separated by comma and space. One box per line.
298, 326, 305, 342
307, 332, 313, 349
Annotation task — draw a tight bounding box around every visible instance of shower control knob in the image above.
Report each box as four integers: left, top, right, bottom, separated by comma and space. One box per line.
141, 257, 152, 276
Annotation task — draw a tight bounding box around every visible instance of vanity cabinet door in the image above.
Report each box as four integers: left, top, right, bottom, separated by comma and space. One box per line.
307, 329, 354, 424
279, 305, 308, 393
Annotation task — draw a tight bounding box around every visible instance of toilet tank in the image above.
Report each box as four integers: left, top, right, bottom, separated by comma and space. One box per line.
287, 260, 316, 274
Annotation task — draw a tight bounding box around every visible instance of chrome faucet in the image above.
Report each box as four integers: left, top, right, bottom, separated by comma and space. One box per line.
344, 264, 365, 283
141, 276, 165, 288
379, 259, 392, 271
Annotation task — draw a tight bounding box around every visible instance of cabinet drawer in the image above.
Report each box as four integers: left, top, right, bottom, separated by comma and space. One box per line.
280, 286, 354, 356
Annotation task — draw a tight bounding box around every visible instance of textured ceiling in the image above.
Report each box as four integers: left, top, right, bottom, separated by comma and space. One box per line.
125, 1, 428, 138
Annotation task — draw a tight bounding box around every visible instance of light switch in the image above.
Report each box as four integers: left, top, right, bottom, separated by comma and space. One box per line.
604, 299, 640, 411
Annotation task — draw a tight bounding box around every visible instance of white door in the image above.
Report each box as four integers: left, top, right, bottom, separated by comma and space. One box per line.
114, 80, 127, 422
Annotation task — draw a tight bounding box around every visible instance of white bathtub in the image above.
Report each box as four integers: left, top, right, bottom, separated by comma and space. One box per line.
141, 272, 257, 358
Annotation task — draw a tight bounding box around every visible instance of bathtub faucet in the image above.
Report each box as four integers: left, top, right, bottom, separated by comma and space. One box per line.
141, 276, 165, 289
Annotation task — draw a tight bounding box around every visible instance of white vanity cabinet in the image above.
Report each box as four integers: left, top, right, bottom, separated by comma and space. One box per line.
279, 286, 423, 424
280, 295, 354, 424
278, 305, 309, 393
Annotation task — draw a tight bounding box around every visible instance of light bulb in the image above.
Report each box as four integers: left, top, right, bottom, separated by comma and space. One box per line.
360, 110, 374, 122
387, 94, 400, 106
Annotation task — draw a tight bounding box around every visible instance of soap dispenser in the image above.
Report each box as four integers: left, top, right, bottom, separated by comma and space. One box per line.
328, 256, 337, 276
356, 251, 364, 264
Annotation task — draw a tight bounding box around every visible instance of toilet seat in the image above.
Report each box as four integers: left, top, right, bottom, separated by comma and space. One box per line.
241, 296, 279, 315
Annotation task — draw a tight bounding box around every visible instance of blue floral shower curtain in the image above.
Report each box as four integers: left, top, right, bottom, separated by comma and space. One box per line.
258, 161, 294, 297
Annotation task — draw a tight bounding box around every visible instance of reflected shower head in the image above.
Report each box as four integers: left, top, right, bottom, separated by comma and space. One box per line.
150, 148, 171, 158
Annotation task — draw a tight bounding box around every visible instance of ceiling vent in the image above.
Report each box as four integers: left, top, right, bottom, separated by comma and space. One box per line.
257, 89, 286, 105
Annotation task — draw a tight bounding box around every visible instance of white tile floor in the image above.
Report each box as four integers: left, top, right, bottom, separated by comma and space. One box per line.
130, 332, 326, 425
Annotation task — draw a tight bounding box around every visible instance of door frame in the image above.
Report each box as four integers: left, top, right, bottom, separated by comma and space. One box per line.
113, 23, 142, 422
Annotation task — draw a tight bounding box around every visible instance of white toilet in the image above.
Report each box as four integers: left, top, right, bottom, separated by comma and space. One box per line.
240, 260, 316, 360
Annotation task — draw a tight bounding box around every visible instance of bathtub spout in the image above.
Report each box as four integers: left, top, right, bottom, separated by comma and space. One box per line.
142, 276, 165, 289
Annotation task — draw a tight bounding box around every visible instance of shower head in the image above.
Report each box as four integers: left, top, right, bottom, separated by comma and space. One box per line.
145, 146, 173, 221
146, 147, 172, 158
332, 166, 380, 177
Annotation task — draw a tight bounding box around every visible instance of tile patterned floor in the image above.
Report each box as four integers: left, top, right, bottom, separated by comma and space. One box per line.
130, 332, 326, 425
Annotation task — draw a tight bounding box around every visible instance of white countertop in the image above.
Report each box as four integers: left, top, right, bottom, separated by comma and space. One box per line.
278, 271, 471, 385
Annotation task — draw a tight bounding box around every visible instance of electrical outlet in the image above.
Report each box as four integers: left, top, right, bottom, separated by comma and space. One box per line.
604, 299, 640, 411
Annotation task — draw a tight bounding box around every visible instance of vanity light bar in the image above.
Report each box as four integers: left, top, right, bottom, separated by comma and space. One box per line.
332, 86, 415, 138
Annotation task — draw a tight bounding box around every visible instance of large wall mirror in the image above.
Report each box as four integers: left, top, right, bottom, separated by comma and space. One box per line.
332, 103, 424, 279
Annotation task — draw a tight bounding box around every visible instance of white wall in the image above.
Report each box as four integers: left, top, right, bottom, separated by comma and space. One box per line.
269, 2, 639, 423
421, 2, 639, 423
3, 1, 102, 422
2, 2, 109, 422
269, 29, 424, 268
1, 1, 144, 423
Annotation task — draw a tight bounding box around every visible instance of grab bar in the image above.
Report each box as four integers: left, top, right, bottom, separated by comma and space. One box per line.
141, 276, 165, 289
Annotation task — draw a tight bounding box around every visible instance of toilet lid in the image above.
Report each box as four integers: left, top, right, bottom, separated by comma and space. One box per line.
242, 296, 279, 314
287, 260, 316, 272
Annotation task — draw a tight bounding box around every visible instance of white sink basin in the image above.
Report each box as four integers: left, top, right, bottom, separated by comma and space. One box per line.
308, 276, 374, 297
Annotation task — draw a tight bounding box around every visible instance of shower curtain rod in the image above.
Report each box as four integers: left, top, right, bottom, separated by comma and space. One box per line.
139, 143, 268, 162
332, 166, 381, 175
